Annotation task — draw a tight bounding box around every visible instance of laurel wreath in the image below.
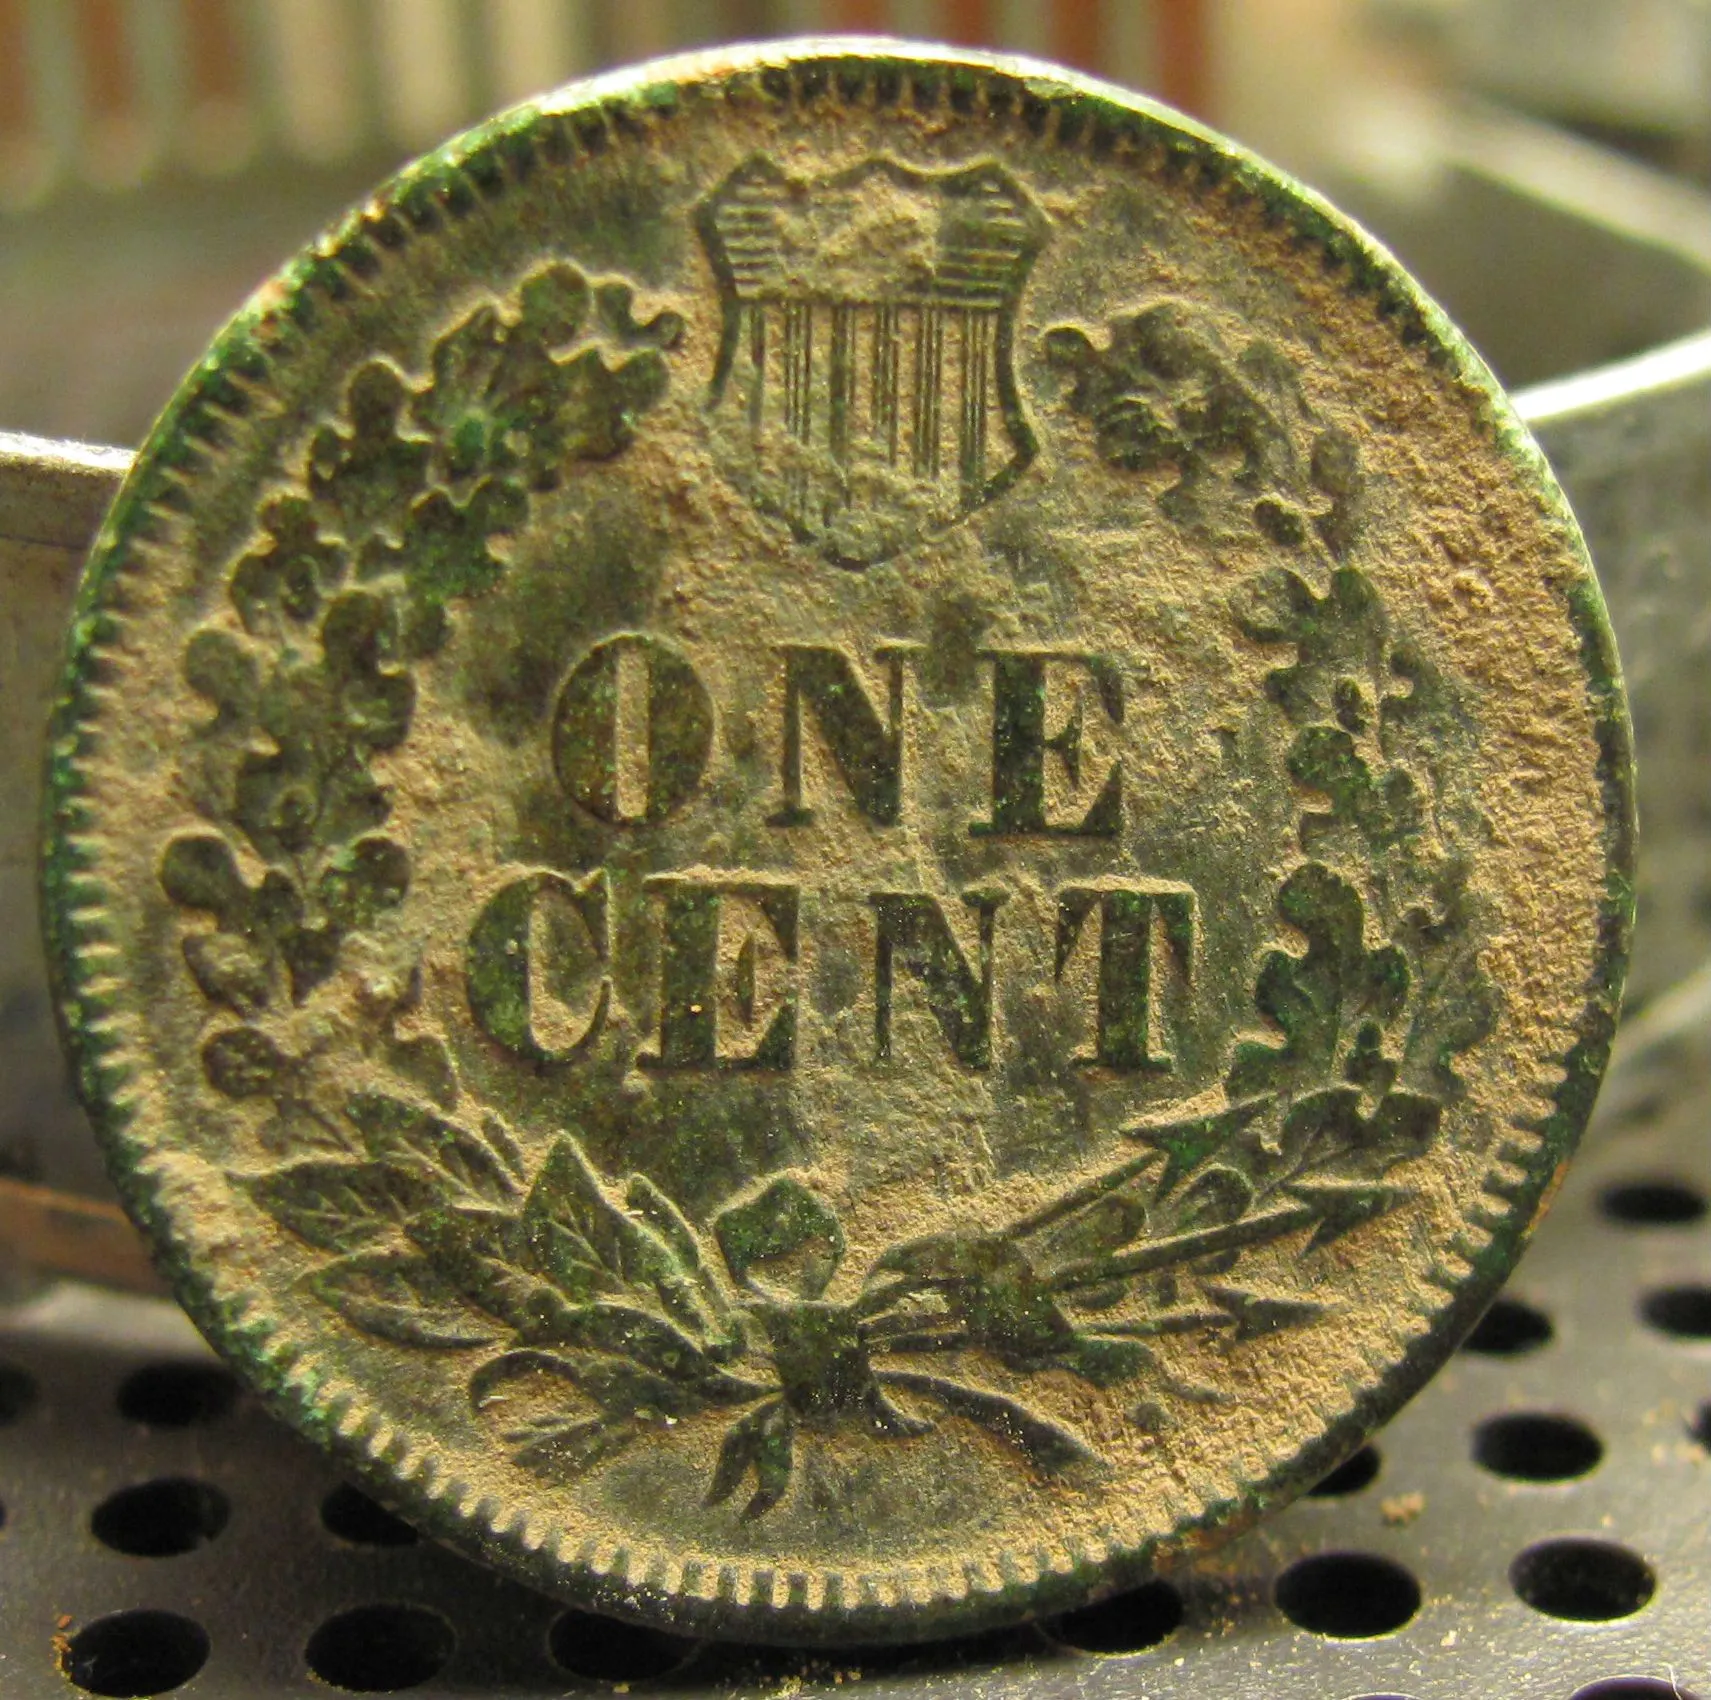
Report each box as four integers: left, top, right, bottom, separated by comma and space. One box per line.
161, 285, 1496, 1515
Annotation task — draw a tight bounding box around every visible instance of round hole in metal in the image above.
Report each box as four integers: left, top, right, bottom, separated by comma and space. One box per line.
62, 1610, 210, 1697
1600, 1179, 1708, 1226
1571, 1682, 1703, 1700
1461, 1296, 1553, 1356
305, 1604, 455, 1693
1472, 1412, 1604, 1482
91, 1477, 230, 1558
547, 1609, 697, 1684
115, 1361, 238, 1427
1689, 1401, 1711, 1452
0, 1359, 37, 1423
1274, 1553, 1420, 1638
321, 1483, 419, 1547
1307, 1445, 1381, 1497
1510, 1538, 1656, 1621
1640, 1284, 1711, 1340
1042, 1579, 1185, 1654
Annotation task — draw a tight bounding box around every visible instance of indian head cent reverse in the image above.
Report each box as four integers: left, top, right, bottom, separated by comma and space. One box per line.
45, 39, 1633, 1644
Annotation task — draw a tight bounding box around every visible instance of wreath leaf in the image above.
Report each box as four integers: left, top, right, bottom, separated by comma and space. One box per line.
406, 1206, 559, 1330
706, 1397, 793, 1519
515, 1300, 721, 1386
247, 1160, 420, 1254
347, 1093, 518, 1208
1227, 864, 1408, 1101
522, 1138, 708, 1333
307, 1252, 494, 1348
512, 1414, 644, 1480
878, 1372, 1095, 1475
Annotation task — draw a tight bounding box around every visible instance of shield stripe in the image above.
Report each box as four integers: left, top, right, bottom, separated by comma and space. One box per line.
912, 306, 944, 481
829, 304, 857, 480
960, 308, 992, 500
787, 302, 814, 520
873, 303, 901, 465
748, 303, 765, 435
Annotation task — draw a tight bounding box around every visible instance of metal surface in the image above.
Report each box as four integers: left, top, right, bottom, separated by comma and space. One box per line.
0, 431, 132, 1198
1524, 331, 1711, 1023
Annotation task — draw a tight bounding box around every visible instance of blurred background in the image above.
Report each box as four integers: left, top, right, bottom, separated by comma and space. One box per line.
4, 0, 1711, 448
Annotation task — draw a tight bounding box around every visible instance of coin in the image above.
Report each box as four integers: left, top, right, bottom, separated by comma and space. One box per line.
45, 40, 1632, 1643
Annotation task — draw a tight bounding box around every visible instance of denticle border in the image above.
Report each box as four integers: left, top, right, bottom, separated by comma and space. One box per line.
41, 37, 1635, 1644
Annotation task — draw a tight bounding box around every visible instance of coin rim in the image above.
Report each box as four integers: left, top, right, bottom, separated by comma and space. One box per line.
41, 36, 1636, 1643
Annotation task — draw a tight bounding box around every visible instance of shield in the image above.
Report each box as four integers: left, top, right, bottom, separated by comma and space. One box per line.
697, 156, 1048, 566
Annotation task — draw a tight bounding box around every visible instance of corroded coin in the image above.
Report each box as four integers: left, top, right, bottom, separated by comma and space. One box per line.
46, 41, 1632, 1642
